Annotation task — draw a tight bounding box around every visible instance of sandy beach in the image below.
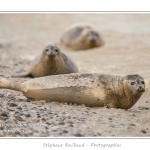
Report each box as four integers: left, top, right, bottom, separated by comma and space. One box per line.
0, 13, 150, 137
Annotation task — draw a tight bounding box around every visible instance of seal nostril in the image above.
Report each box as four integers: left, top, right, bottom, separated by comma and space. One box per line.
138, 86, 145, 92
55, 49, 58, 52
48, 52, 55, 57
90, 38, 96, 42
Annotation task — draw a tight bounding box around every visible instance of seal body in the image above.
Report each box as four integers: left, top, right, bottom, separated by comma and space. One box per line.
14, 44, 78, 77
60, 24, 104, 50
0, 73, 145, 109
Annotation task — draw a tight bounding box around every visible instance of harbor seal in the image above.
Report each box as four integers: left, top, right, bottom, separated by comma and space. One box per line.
60, 24, 104, 50
0, 73, 145, 109
13, 44, 78, 77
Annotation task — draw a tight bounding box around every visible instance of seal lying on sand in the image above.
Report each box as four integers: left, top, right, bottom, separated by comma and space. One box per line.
0, 73, 145, 109
60, 24, 104, 50
13, 44, 78, 77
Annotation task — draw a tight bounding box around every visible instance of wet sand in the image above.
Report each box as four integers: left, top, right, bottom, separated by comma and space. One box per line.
0, 13, 150, 137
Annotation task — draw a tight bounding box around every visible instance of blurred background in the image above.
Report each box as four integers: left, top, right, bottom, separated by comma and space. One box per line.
0, 13, 150, 77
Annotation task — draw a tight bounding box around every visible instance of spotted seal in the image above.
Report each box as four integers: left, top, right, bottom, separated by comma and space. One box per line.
0, 73, 145, 109
13, 44, 78, 77
60, 24, 104, 50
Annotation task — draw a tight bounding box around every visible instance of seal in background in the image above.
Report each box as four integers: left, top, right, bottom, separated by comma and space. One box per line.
60, 24, 104, 50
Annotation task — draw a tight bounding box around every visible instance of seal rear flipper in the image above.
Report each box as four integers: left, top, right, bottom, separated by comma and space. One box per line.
0, 75, 12, 89
0, 75, 26, 92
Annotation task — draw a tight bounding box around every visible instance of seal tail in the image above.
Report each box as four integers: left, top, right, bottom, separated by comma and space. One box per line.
0, 75, 26, 92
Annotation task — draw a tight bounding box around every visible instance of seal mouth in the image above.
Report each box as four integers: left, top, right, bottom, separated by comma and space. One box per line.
90, 38, 96, 43
137, 89, 145, 93
48, 54, 56, 58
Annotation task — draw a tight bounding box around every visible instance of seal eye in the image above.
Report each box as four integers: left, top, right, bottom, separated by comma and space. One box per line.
55, 49, 59, 52
141, 81, 145, 84
45, 49, 49, 52
131, 82, 135, 85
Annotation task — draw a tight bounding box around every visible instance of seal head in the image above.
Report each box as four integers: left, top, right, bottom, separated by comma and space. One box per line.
119, 74, 145, 109
60, 24, 104, 50
43, 45, 60, 58
13, 44, 78, 78
82, 29, 103, 48
124, 74, 145, 94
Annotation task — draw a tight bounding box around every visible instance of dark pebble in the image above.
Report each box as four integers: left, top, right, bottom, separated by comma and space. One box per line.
69, 124, 73, 127
58, 122, 65, 125
46, 122, 51, 125
15, 116, 24, 121
0, 116, 9, 120
15, 111, 21, 114
138, 106, 149, 110
26, 99, 30, 102
42, 118, 46, 121
74, 133, 84, 137
8, 108, 15, 111
0, 93, 3, 98
63, 130, 68, 133
25, 114, 31, 117
130, 124, 136, 126
92, 112, 97, 114
108, 117, 112, 120
17, 107, 22, 110
130, 114, 136, 117
86, 107, 90, 110
67, 121, 74, 124
17, 96, 26, 100
23, 109, 28, 111
8, 103, 17, 107
0, 112, 8, 117
141, 130, 147, 134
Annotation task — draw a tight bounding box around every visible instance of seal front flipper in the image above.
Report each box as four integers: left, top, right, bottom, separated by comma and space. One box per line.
13, 71, 31, 78
104, 103, 118, 109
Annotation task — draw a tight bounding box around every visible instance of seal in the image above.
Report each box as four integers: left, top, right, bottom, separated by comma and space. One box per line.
13, 44, 78, 77
0, 73, 145, 109
60, 24, 104, 50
